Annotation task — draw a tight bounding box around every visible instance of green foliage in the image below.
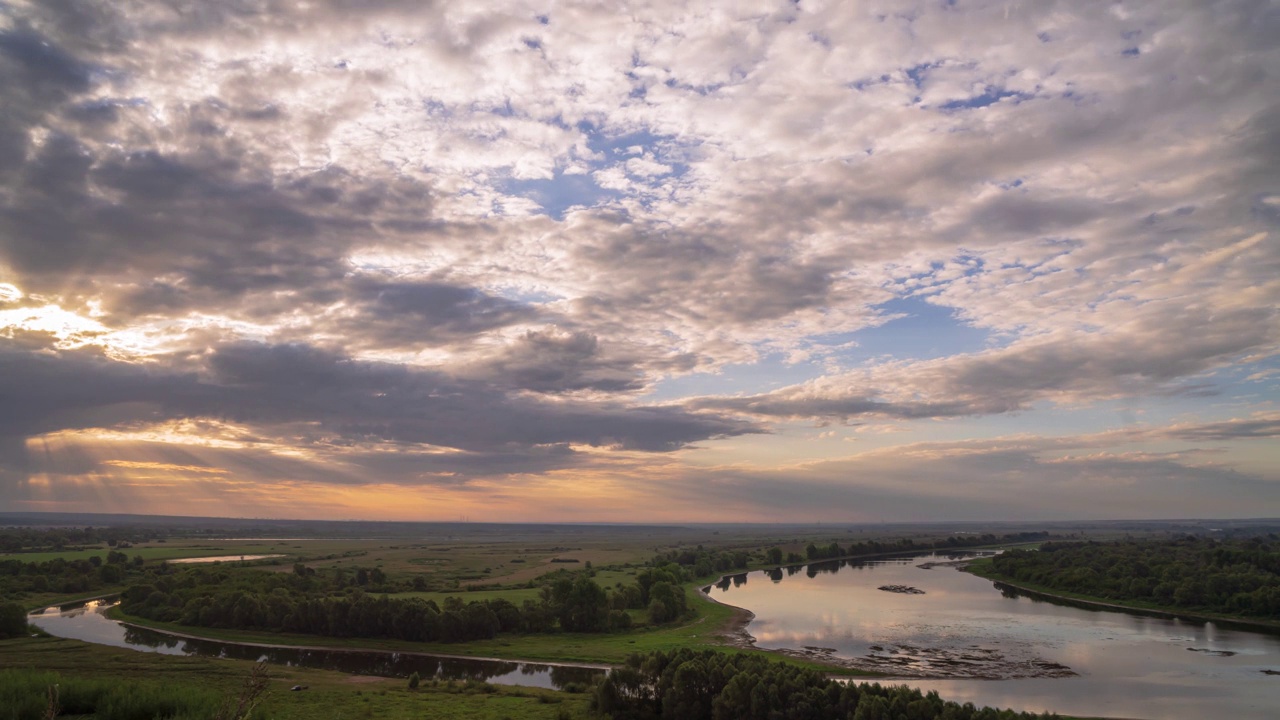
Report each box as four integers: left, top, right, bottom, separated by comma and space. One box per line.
591, 649, 1059, 720
118, 562, 660, 644
991, 536, 1280, 619
0, 668, 252, 720
407, 671, 420, 690
0, 545, 155, 601
0, 602, 28, 639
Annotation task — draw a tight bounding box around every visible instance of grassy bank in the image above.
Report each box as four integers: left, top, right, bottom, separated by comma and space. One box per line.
0, 635, 595, 720
965, 558, 1280, 630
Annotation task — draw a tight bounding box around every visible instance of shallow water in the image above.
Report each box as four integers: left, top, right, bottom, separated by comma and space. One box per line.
167, 554, 286, 564
706, 551, 1280, 720
28, 599, 604, 690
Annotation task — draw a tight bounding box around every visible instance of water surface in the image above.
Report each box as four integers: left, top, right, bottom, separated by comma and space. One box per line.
167, 554, 286, 564
706, 551, 1280, 719
29, 599, 604, 690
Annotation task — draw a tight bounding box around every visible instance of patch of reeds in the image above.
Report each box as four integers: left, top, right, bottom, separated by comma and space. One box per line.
0, 666, 271, 720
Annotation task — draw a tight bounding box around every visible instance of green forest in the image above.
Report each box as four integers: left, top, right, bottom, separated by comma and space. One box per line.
989, 536, 1280, 618
120, 561, 692, 642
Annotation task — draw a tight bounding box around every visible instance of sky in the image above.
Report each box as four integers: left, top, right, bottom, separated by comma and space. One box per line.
0, 0, 1277, 523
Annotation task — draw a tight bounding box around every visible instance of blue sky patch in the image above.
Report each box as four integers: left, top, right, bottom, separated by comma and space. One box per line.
500, 171, 621, 220
939, 87, 1032, 111
844, 296, 994, 362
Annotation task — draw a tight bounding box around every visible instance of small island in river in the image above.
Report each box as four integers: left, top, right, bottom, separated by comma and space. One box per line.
878, 584, 926, 594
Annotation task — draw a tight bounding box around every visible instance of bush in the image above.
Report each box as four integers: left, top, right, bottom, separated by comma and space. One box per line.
0, 669, 234, 720
0, 602, 28, 639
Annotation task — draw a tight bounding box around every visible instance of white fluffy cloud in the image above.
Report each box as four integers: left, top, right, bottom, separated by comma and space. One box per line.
0, 0, 1276, 518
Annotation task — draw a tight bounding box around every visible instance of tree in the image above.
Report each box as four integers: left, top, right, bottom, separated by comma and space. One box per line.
0, 601, 28, 639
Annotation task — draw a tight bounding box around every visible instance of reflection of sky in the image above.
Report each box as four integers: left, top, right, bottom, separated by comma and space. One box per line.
29, 601, 187, 656
31, 600, 604, 690
708, 553, 1280, 720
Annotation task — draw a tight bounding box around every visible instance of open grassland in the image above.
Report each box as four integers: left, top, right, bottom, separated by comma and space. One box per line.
0, 635, 596, 720
0, 541, 295, 565
384, 587, 545, 605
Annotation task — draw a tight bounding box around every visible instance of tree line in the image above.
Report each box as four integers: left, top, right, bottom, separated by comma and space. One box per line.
0, 552, 145, 598
0, 526, 163, 554
796, 532, 1051, 563
990, 536, 1280, 618
592, 649, 1059, 720
648, 532, 1050, 582
119, 561, 695, 643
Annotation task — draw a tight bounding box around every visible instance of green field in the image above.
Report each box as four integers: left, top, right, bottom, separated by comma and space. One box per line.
0, 544, 289, 565
384, 587, 544, 606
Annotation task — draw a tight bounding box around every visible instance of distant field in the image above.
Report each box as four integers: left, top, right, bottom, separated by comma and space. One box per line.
0, 542, 300, 564
385, 587, 544, 605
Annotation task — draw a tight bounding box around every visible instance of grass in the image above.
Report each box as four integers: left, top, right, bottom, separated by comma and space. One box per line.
383, 587, 544, 605
0, 541, 302, 565
964, 558, 1280, 630
0, 635, 596, 720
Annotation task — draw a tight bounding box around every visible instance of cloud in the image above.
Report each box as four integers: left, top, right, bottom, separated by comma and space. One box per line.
619, 420, 1280, 522
0, 0, 1276, 518
0, 341, 758, 458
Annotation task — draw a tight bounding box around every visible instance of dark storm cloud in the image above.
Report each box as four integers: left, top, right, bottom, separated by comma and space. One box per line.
0, 27, 91, 93
0, 24, 93, 181
0, 341, 758, 460
202, 342, 755, 452
2, 138, 341, 291
0, 344, 205, 438
462, 330, 654, 394
337, 279, 539, 348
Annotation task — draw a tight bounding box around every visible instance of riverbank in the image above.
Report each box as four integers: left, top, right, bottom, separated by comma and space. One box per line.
113, 613, 610, 671
0, 634, 597, 720
105, 590, 871, 677
964, 558, 1280, 632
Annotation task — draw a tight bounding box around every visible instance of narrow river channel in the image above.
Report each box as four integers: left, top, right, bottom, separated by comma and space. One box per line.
27, 599, 605, 691
706, 551, 1280, 720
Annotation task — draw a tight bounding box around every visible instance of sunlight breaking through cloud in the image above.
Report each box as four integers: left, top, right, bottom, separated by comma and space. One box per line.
0, 0, 1276, 520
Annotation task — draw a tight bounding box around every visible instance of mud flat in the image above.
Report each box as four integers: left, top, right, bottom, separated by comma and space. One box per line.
878, 584, 925, 594
767, 642, 1076, 680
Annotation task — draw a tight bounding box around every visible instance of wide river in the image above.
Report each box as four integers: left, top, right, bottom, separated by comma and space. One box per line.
706, 551, 1280, 720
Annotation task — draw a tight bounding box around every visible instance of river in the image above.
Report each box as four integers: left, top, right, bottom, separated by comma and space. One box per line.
27, 599, 604, 691
705, 551, 1280, 720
